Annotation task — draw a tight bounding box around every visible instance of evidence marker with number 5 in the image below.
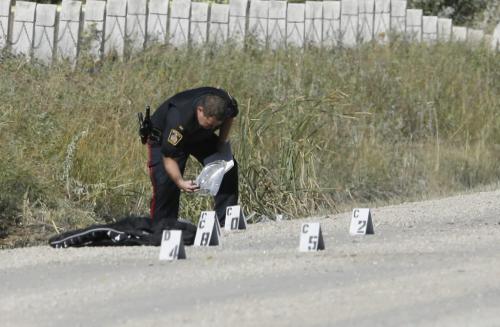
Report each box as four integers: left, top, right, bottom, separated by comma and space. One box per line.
349, 208, 375, 235
299, 222, 325, 252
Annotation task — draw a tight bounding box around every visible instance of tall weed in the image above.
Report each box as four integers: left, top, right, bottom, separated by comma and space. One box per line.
0, 40, 498, 246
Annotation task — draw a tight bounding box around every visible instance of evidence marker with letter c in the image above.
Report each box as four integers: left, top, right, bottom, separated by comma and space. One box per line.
349, 208, 375, 235
194, 211, 221, 246
224, 205, 247, 231
299, 222, 325, 252
159, 230, 186, 260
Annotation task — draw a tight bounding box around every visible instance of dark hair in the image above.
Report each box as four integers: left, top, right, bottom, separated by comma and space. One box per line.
197, 94, 228, 121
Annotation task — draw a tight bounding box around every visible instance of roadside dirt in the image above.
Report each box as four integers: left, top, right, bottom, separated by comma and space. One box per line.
1, 190, 499, 326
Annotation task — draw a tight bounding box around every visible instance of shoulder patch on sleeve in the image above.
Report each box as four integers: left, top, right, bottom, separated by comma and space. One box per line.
167, 129, 183, 146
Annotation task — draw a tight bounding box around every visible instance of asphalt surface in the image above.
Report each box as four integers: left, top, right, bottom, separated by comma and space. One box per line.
1, 190, 499, 327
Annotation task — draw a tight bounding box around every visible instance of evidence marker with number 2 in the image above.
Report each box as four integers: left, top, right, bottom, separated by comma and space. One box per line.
349, 208, 375, 235
194, 211, 221, 246
159, 230, 186, 260
224, 205, 247, 231
299, 222, 325, 252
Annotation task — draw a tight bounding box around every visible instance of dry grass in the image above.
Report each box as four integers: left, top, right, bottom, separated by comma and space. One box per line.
0, 39, 499, 247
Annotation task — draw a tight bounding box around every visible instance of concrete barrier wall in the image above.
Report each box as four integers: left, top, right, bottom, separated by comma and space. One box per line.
268, 0, 286, 49
305, 1, 322, 47
127, 0, 148, 53
33, 4, 57, 64
0, 0, 495, 65
104, 0, 127, 57
57, 0, 81, 63
0, 0, 12, 49
322, 1, 340, 47
286, 3, 304, 48
210, 3, 230, 45
190, 2, 208, 45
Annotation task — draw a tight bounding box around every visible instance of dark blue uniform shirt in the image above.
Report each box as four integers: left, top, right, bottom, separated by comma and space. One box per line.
150, 87, 238, 159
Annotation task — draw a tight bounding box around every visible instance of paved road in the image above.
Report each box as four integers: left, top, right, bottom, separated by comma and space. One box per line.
1, 190, 499, 327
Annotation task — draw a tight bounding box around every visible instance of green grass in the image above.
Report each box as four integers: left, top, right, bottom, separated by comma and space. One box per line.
0, 39, 499, 247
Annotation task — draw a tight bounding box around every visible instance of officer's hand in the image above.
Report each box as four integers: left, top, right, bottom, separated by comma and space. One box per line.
178, 179, 200, 193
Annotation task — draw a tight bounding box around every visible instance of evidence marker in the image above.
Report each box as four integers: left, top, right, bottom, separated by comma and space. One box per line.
194, 211, 221, 246
299, 222, 325, 252
349, 208, 375, 235
224, 205, 247, 231
159, 230, 186, 261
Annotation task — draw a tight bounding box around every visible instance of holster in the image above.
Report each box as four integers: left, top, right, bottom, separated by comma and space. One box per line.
148, 128, 162, 145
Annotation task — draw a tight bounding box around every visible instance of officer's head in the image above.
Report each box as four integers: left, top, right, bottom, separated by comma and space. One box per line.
196, 95, 227, 129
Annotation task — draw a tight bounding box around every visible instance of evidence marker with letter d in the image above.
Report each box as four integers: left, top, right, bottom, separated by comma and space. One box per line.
159, 230, 186, 260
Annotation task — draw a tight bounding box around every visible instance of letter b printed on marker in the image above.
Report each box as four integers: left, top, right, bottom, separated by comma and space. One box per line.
194, 211, 221, 246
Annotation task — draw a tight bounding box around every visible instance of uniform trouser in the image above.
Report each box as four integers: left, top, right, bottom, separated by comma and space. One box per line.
147, 139, 238, 226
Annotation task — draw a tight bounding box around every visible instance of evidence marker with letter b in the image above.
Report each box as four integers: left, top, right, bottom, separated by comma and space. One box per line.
194, 211, 221, 246
299, 222, 325, 252
349, 208, 375, 235
224, 205, 247, 231
159, 230, 186, 260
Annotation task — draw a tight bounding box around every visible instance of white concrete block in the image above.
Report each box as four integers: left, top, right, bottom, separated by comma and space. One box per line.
229, 0, 248, 44
15, 1, 36, 21
35, 4, 56, 27
126, 0, 147, 52
209, 3, 229, 45
322, 1, 340, 47
437, 17, 452, 42
248, 0, 269, 46
452, 26, 467, 42
104, 0, 127, 57
59, 0, 81, 21
268, 0, 286, 49
0, 0, 9, 14
373, 0, 390, 43
305, 1, 322, 47
340, 0, 358, 47
85, 0, 105, 21
128, 0, 146, 14
390, 0, 406, 35
107, 0, 127, 16
170, 0, 191, 47
147, 0, 169, 44
286, 3, 304, 48
57, 0, 81, 63
492, 23, 500, 51
467, 28, 484, 45
33, 4, 56, 64
358, 0, 374, 43
102, 0, 124, 57
0, 0, 11, 49
406, 9, 422, 42
83, 0, 106, 59
12, 1, 36, 57
422, 16, 437, 43
190, 2, 208, 45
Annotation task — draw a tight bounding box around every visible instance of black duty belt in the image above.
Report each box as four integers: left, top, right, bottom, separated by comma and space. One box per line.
147, 127, 162, 145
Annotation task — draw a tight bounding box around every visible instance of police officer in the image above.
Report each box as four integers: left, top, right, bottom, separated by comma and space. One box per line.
146, 87, 239, 226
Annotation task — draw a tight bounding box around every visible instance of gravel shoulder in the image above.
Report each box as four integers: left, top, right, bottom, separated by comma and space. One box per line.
1, 190, 500, 327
